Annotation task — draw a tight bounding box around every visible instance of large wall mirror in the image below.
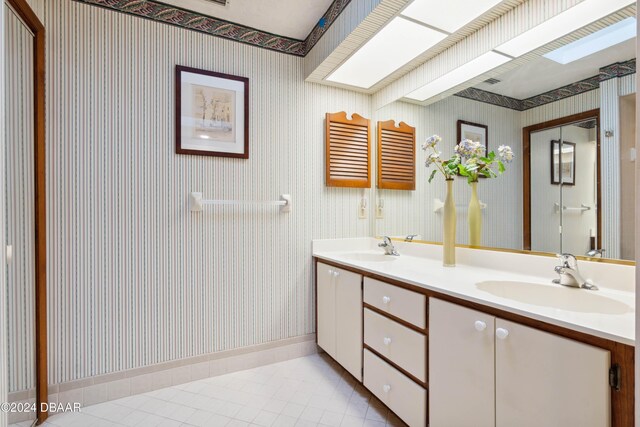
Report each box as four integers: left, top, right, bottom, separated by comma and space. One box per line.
371, 7, 636, 263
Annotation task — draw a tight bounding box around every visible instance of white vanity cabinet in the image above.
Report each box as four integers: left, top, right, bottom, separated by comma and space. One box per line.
316, 262, 363, 381
429, 298, 611, 427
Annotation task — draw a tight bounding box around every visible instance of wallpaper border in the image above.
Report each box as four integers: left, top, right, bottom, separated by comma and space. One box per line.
455, 59, 637, 111
72, 0, 352, 57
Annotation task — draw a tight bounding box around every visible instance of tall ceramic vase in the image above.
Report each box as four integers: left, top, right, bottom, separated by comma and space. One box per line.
468, 181, 482, 246
443, 179, 456, 267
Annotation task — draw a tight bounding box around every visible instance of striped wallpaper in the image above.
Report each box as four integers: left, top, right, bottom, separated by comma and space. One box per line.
1, 1, 7, 425
41, 0, 371, 386
601, 78, 622, 259
600, 73, 637, 259
4, 0, 37, 400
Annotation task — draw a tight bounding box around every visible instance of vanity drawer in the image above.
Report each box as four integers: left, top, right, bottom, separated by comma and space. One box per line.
364, 277, 426, 328
364, 308, 427, 382
364, 349, 427, 427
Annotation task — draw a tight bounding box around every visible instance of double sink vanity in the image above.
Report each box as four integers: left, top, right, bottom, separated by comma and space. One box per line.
313, 238, 635, 427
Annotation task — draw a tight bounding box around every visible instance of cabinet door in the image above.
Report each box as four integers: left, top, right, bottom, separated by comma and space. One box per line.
495, 319, 610, 427
335, 267, 363, 381
429, 299, 495, 427
317, 263, 337, 358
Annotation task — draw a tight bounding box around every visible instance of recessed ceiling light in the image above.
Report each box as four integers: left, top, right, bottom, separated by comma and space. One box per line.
401, 0, 503, 33
495, 0, 635, 58
405, 51, 511, 102
326, 17, 447, 89
543, 17, 636, 64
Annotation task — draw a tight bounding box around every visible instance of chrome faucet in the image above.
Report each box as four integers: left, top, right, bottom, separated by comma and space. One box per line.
586, 248, 605, 258
553, 253, 598, 290
405, 234, 418, 242
378, 236, 399, 256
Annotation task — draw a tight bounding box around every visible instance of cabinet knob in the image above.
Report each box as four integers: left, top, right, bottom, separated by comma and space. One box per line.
496, 328, 509, 340
328, 269, 333, 275
333, 271, 339, 277
382, 296, 391, 304
474, 320, 487, 331
383, 337, 392, 346
383, 384, 391, 393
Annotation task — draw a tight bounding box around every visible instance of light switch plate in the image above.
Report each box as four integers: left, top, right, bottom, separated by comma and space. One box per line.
376, 200, 384, 219
358, 197, 368, 219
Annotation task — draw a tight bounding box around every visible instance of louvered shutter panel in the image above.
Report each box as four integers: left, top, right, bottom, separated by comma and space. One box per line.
325, 112, 371, 188
377, 120, 416, 190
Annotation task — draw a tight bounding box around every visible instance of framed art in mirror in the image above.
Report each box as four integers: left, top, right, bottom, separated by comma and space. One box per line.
550, 140, 576, 185
457, 120, 488, 157
175, 65, 249, 158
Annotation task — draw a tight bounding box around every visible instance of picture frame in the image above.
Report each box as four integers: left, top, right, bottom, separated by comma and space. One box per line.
457, 120, 488, 158
550, 140, 576, 186
175, 65, 249, 158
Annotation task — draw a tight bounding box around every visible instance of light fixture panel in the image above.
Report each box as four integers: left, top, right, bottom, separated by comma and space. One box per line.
401, 0, 503, 33
405, 51, 511, 102
495, 0, 635, 58
543, 17, 636, 64
326, 17, 447, 89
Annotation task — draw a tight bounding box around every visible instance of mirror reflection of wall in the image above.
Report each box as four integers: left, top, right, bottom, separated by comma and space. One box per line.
529, 127, 562, 254
619, 94, 636, 261
373, 96, 522, 249
529, 121, 599, 256
372, 11, 636, 262
558, 123, 599, 257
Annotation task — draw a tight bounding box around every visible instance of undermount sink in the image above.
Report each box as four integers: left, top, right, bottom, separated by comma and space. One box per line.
341, 252, 398, 263
475, 281, 632, 315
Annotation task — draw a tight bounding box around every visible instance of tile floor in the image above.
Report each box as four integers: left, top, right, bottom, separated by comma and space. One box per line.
10, 354, 407, 427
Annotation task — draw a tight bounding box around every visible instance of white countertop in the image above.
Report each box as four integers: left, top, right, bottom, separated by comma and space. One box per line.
313, 238, 635, 346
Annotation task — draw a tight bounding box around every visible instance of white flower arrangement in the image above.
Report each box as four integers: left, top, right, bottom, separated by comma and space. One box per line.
423, 134, 514, 183
457, 141, 513, 183
422, 134, 460, 182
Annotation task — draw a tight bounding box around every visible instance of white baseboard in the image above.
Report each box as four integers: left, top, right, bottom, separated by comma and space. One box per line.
8, 334, 317, 424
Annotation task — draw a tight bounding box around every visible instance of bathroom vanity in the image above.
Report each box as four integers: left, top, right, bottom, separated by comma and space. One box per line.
313, 238, 635, 427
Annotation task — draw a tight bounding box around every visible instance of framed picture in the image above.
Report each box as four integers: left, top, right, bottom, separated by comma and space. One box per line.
457, 120, 488, 157
550, 140, 576, 185
175, 65, 249, 158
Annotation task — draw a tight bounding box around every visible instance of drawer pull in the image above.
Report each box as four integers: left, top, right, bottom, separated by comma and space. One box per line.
474, 320, 487, 331
383, 337, 392, 346
328, 269, 333, 275
382, 296, 391, 304
496, 328, 509, 340
383, 384, 391, 393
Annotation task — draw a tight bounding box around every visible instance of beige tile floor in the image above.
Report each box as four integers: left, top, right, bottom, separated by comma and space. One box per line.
10, 354, 407, 427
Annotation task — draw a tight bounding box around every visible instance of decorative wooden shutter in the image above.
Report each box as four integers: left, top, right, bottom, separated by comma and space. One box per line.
377, 120, 416, 190
325, 112, 371, 188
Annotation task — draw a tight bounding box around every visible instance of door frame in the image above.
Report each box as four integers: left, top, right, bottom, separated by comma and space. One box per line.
4, 0, 47, 423
522, 109, 602, 252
